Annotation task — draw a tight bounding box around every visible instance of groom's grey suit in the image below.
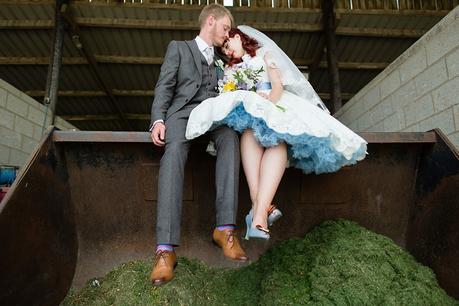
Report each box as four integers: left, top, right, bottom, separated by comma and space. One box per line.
151, 39, 240, 246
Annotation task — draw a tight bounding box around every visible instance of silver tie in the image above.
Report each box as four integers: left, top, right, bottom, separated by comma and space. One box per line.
205, 47, 214, 65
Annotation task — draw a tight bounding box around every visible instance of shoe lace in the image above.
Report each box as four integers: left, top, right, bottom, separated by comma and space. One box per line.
155, 250, 169, 266
225, 230, 235, 248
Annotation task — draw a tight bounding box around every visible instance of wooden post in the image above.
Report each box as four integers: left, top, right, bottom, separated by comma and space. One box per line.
307, 37, 326, 79
44, 0, 66, 127
323, 0, 342, 113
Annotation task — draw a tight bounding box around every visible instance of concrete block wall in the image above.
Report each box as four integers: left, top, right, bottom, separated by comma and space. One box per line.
0, 79, 77, 168
335, 6, 459, 148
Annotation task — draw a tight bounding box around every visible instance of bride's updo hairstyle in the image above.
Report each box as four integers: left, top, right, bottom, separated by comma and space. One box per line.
220, 28, 260, 66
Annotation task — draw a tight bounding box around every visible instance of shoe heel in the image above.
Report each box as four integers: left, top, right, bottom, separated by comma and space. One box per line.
268, 208, 283, 226
244, 213, 251, 240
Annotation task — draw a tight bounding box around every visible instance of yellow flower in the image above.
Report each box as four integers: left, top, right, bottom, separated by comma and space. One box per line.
223, 81, 237, 92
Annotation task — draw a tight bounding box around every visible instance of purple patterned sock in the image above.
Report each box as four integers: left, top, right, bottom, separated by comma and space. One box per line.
216, 224, 236, 231
156, 244, 174, 253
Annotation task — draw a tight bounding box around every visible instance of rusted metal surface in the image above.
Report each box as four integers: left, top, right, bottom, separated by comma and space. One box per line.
359, 131, 437, 143
0, 129, 458, 305
407, 129, 459, 299
52, 130, 438, 144
0, 128, 77, 306
52, 130, 152, 143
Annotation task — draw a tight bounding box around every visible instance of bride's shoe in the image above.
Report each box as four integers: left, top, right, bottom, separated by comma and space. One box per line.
267, 205, 283, 226
248, 205, 283, 227
248, 225, 270, 240
245, 205, 281, 240
244, 213, 252, 240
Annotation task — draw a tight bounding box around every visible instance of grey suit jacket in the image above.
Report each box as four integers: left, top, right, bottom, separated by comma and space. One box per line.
151, 40, 215, 125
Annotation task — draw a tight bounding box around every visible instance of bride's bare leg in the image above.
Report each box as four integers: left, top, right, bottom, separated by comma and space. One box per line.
241, 129, 263, 209
252, 142, 287, 229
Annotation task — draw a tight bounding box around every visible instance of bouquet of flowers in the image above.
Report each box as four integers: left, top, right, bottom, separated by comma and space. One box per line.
217, 61, 264, 94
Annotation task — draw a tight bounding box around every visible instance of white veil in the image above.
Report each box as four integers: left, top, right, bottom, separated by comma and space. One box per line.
238, 25, 330, 114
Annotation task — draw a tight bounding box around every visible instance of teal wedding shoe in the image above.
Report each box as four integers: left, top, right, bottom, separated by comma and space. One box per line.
247, 205, 282, 227
245, 205, 282, 240
267, 205, 283, 226
244, 214, 271, 240
244, 213, 252, 240
248, 225, 270, 240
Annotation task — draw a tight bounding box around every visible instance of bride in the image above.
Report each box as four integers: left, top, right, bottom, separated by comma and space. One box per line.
186, 26, 367, 240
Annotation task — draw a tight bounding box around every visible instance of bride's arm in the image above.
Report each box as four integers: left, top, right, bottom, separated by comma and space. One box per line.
263, 53, 283, 103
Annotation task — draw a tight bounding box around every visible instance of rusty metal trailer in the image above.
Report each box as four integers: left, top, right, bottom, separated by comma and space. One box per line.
0, 128, 458, 305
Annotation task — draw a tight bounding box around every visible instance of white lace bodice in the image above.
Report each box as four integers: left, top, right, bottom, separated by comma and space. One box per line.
223, 51, 273, 93
239, 55, 270, 82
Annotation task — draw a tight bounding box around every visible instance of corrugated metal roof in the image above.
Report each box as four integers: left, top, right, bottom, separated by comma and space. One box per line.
0, 1, 456, 131
56, 96, 115, 116
335, 36, 416, 62
79, 28, 195, 56
338, 11, 442, 31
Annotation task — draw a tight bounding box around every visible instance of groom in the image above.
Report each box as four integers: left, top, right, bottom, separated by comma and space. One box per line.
149, 4, 248, 286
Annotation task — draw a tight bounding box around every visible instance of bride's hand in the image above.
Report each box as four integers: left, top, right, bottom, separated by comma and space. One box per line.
258, 92, 270, 101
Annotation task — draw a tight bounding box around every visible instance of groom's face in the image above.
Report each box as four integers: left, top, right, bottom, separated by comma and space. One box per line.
210, 15, 231, 47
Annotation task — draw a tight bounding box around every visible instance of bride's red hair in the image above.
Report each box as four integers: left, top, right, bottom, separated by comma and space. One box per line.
221, 28, 260, 66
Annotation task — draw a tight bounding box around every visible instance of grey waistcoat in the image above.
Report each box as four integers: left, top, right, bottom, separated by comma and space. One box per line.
190, 55, 219, 104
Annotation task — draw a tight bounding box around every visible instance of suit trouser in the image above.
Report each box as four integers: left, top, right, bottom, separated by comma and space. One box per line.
155, 104, 240, 245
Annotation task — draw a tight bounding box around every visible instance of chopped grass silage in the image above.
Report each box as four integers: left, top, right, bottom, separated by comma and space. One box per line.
62, 220, 458, 306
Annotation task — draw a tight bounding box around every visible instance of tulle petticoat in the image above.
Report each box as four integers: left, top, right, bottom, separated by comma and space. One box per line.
185, 90, 367, 175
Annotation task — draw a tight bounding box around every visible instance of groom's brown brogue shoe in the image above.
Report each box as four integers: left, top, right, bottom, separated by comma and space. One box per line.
213, 229, 249, 261
150, 250, 177, 286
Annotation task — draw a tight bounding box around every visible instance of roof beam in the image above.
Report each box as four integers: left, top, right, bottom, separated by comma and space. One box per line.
334, 9, 449, 16
3, 57, 389, 70
26, 89, 354, 100
0, 0, 54, 3
319, 92, 354, 100
95, 55, 164, 64
322, 61, 389, 69
0, 18, 427, 38
335, 27, 425, 38
0, 20, 53, 29
60, 114, 151, 121
73, 17, 324, 32
0, 56, 163, 65
26, 89, 155, 97
0, 57, 86, 65
71, 17, 429, 37
27, 90, 107, 97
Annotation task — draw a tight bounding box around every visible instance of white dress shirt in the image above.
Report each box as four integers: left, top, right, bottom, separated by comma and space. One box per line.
195, 35, 214, 64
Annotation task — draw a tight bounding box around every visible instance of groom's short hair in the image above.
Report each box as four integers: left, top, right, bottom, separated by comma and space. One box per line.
199, 3, 234, 28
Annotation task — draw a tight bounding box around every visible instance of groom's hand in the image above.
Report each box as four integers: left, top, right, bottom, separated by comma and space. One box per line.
151, 122, 166, 146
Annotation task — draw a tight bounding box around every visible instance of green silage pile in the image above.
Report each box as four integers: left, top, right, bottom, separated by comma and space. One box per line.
62, 220, 458, 305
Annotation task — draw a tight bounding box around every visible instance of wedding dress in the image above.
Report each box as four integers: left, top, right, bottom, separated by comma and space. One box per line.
185, 30, 367, 174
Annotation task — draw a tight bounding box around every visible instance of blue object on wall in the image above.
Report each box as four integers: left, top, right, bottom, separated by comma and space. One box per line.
0, 167, 17, 185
